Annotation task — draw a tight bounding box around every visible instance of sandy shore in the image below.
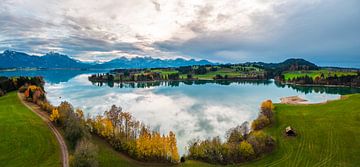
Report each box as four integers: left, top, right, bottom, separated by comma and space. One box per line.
280, 96, 308, 104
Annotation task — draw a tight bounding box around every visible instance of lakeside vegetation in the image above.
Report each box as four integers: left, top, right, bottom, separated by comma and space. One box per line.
277, 69, 360, 87
283, 69, 358, 81
87, 59, 359, 88
88, 64, 268, 83
0, 92, 61, 167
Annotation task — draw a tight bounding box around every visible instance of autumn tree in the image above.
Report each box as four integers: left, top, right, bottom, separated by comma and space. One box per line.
50, 108, 60, 124
104, 105, 122, 135
58, 101, 73, 125
168, 131, 179, 162
239, 141, 255, 160
260, 100, 274, 120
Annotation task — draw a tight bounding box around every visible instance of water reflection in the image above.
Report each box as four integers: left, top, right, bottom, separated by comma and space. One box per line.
90, 80, 273, 88
274, 82, 360, 95
90, 79, 360, 95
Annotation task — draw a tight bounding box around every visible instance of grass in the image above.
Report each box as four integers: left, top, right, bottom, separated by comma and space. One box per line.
283, 69, 357, 81
95, 94, 360, 167
91, 136, 139, 167
0, 92, 61, 167
4, 90, 359, 166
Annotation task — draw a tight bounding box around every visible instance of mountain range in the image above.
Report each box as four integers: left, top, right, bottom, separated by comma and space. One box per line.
0, 50, 214, 69
0, 50, 326, 71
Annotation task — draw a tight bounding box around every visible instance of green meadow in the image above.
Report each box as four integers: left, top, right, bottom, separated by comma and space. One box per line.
0, 92, 61, 167
283, 69, 357, 81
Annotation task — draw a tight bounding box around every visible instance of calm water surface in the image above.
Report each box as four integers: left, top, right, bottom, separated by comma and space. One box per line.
2, 70, 359, 154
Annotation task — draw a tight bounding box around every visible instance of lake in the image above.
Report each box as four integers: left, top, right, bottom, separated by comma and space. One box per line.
2, 69, 360, 155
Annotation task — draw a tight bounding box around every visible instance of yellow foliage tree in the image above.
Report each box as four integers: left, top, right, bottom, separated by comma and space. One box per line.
261, 100, 274, 111
239, 141, 255, 159
169, 131, 179, 162
101, 118, 114, 138
50, 108, 60, 123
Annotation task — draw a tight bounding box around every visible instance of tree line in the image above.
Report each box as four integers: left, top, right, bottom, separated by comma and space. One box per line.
0, 76, 44, 97
276, 72, 360, 87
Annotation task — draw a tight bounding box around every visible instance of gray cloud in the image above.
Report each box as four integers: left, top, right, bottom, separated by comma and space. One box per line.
155, 0, 360, 67
0, 0, 359, 67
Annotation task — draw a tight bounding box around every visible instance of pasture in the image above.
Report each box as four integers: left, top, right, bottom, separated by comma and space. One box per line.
0, 92, 61, 167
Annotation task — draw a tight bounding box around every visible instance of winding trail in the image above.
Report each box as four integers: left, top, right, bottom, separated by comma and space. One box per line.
17, 92, 69, 167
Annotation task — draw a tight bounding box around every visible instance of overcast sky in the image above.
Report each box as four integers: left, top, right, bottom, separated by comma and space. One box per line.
0, 0, 359, 67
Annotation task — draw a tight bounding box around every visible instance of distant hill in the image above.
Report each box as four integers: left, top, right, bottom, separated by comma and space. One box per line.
0, 50, 214, 69
252, 58, 318, 70
248, 58, 319, 76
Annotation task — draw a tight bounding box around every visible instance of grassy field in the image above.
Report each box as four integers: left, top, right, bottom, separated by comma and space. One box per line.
3, 90, 359, 166
0, 92, 61, 167
95, 94, 360, 167
283, 69, 358, 81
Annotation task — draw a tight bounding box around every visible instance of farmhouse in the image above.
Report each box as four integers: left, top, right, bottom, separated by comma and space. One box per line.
285, 126, 296, 136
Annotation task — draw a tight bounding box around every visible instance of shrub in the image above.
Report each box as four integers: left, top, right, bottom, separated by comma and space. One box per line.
239, 141, 255, 160
72, 139, 98, 167
251, 114, 270, 130
247, 130, 275, 155
40, 101, 55, 114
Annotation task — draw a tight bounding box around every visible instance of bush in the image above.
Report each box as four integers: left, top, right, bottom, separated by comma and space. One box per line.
247, 130, 275, 155
251, 114, 270, 130
40, 101, 55, 114
239, 141, 255, 160
72, 139, 98, 167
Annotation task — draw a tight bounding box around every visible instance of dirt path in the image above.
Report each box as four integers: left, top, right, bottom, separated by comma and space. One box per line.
17, 92, 69, 167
